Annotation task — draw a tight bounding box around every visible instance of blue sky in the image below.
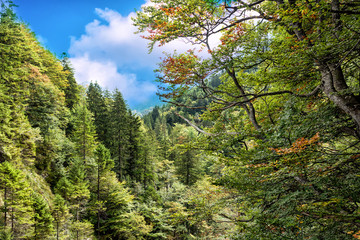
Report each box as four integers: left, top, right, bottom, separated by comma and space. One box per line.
13, 0, 171, 111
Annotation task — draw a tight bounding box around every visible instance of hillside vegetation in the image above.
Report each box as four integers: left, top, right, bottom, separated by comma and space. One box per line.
1, 0, 360, 239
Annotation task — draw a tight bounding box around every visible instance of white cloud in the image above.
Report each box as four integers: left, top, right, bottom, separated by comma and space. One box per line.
68, 1, 216, 108
70, 54, 157, 103
69, 7, 198, 69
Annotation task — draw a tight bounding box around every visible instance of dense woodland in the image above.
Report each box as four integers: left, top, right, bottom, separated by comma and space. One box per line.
1, 0, 360, 239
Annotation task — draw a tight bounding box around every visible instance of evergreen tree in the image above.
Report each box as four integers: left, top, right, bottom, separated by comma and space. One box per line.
171, 125, 203, 186
0, 84, 12, 163
68, 158, 90, 220
126, 112, 141, 182
92, 144, 113, 237
139, 130, 155, 189
0, 2, 29, 105
86, 82, 109, 145
0, 6, 41, 166
67, 158, 91, 240
100, 171, 151, 239
25, 65, 71, 179
61, 55, 80, 110
32, 192, 54, 239
71, 97, 97, 163
0, 227, 12, 240
136, 126, 160, 202
0, 161, 34, 239
52, 194, 71, 240
70, 220, 94, 240
178, 150, 198, 186
108, 89, 129, 180
41, 127, 73, 188
54, 176, 73, 202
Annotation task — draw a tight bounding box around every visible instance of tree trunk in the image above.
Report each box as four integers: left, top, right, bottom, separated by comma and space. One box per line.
97, 162, 100, 238
4, 187, 7, 228
11, 199, 14, 234
76, 208, 79, 240
143, 150, 148, 189
226, 68, 262, 131
320, 63, 360, 135
186, 151, 190, 186
118, 143, 123, 180
34, 222, 37, 240
56, 220, 59, 240
83, 105, 86, 163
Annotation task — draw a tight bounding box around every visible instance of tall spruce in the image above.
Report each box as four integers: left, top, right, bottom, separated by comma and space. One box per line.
71, 96, 97, 163
109, 89, 129, 180
0, 162, 34, 239
67, 158, 91, 240
61, 56, 80, 110
126, 112, 141, 182
32, 192, 54, 240
93, 144, 113, 237
52, 194, 70, 240
99, 171, 151, 239
86, 82, 109, 146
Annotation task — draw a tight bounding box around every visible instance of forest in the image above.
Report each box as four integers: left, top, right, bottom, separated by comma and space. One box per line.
0, 0, 360, 239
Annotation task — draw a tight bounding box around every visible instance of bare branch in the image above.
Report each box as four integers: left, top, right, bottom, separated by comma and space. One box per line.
217, 213, 254, 223
174, 112, 240, 136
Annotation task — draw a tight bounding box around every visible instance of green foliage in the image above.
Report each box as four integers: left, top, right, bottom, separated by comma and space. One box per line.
32, 192, 54, 239
95, 144, 114, 172
135, 0, 360, 238
170, 124, 204, 185
61, 56, 80, 110
52, 194, 71, 240
86, 82, 109, 145
137, 202, 173, 239
1, 8, 162, 240
70, 220, 94, 240
0, 227, 13, 240
71, 97, 97, 162
108, 89, 129, 180
67, 158, 91, 219
0, 161, 34, 239
97, 171, 151, 239
3, 0, 360, 238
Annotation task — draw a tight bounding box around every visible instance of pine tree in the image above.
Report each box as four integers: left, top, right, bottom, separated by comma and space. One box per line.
40, 127, 73, 188
70, 220, 94, 240
52, 194, 71, 240
71, 97, 97, 163
93, 144, 113, 237
0, 3, 30, 105
86, 82, 109, 145
0, 84, 12, 163
126, 112, 141, 182
68, 159, 90, 219
108, 89, 129, 180
0, 227, 12, 240
54, 176, 73, 202
67, 158, 91, 240
32, 192, 54, 239
61, 55, 80, 110
25, 65, 71, 179
171, 125, 203, 186
100, 171, 151, 239
0, 161, 34, 239
136, 126, 159, 200
0, 6, 41, 166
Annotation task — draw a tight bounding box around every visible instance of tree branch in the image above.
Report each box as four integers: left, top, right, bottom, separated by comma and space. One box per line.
173, 112, 239, 136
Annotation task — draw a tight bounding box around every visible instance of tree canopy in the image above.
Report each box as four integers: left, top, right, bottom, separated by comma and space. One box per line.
0, 1, 359, 239
134, 0, 360, 238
